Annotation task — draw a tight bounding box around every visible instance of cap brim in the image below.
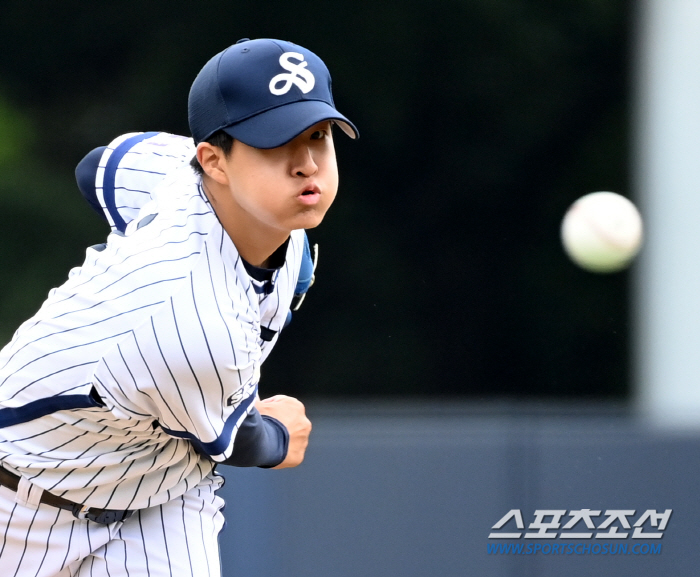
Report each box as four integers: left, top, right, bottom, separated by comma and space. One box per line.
222, 100, 359, 149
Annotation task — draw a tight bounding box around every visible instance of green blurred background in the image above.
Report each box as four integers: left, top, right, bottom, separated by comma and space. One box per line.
0, 0, 632, 399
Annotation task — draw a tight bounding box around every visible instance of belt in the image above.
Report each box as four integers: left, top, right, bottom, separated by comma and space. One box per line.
0, 466, 133, 525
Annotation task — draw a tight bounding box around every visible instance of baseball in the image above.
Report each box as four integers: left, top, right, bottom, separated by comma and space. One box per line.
561, 191, 643, 273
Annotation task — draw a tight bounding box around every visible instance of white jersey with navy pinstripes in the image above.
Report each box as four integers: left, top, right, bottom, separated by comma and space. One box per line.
0, 132, 305, 510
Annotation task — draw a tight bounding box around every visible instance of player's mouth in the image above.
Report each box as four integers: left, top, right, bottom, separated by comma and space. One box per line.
297, 185, 321, 205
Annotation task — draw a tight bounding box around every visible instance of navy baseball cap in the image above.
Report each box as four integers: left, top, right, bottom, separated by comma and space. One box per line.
188, 38, 359, 148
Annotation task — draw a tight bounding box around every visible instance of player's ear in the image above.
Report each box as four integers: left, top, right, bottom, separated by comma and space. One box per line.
196, 142, 229, 185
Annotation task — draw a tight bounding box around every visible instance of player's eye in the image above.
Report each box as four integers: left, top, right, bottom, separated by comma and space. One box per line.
310, 129, 327, 140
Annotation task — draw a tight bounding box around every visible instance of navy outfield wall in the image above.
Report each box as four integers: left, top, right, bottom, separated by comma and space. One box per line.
218, 401, 699, 577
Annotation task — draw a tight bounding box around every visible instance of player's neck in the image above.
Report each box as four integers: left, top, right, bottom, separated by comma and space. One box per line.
230, 225, 288, 268
201, 176, 288, 267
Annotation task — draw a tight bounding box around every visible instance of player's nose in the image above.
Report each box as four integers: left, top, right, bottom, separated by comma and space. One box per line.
292, 146, 318, 178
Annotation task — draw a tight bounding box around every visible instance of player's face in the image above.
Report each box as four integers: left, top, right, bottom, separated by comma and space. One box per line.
222, 121, 339, 233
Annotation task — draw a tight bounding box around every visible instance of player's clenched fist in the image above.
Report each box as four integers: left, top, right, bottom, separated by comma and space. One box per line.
257, 395, 312, 468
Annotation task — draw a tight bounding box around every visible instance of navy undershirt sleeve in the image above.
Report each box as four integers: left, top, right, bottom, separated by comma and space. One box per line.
221, 408, 289, 468
75, 146, 108, 221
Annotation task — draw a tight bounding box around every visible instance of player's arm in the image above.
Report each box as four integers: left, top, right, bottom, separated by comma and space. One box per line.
255, 396, 312, 468
220, 407, 289, 468
221, 396, 311, 468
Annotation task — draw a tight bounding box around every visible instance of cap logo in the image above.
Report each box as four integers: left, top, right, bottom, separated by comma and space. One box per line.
269, 52, 316, 96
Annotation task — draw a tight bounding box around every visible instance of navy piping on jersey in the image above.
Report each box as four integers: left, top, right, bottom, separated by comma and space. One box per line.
0, 394, 102, 429
158, 386, 257, 457
102, 132, 160, 232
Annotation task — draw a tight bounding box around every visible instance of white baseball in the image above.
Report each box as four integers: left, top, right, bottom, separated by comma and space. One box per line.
561, 191, 643, 273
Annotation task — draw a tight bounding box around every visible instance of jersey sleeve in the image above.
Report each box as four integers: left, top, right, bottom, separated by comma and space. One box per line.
77, 132, 196, 233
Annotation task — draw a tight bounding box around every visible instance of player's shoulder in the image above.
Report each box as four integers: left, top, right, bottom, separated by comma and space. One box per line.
101, 131, 195, 176
88, 131, 197, 233
118, 166, 212, 240
104, 131, 194, 153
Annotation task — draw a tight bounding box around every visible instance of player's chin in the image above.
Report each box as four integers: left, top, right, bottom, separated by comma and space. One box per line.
290, 207, 331, 230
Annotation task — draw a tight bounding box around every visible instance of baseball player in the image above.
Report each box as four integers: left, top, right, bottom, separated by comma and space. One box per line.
0, 38, 358, 576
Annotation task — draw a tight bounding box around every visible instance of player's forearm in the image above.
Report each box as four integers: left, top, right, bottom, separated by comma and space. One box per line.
220, 408, 289, 468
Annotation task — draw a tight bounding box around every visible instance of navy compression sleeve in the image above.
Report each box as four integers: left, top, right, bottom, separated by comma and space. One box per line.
75, 146, 108, 221
222, 408, 289, 468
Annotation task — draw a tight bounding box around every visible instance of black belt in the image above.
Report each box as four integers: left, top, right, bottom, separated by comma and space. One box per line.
0, 466, 133, 525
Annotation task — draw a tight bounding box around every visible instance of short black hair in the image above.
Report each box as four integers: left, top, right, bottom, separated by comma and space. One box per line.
190, 131, 234, 175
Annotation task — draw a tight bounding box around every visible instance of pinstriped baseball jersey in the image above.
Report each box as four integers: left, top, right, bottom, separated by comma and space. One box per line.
95, 131, 195, 234
0, 132, 305, 510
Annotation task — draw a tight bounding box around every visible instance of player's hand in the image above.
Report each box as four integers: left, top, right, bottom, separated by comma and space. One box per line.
256, 395, 311, 469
